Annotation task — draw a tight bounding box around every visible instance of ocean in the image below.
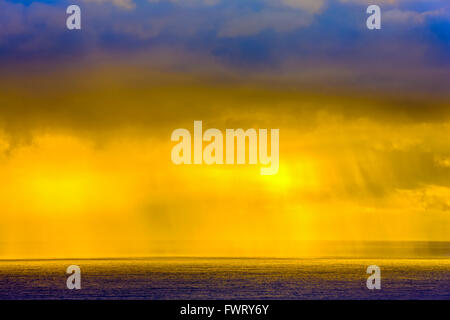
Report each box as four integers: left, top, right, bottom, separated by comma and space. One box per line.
0, 258, 449, 299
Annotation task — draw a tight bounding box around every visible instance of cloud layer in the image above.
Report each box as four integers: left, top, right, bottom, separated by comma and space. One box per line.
0, 0, 449, 258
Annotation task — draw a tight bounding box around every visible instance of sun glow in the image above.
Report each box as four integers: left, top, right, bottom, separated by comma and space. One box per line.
0, 80, 449, 259
25, 171, 99, 216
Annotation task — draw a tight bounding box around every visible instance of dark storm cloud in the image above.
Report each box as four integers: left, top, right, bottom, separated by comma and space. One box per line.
0, 0, 448, 139
0, 0, 448, 73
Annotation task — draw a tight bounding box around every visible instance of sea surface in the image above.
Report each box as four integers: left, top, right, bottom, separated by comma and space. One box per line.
0, 258, 449, 299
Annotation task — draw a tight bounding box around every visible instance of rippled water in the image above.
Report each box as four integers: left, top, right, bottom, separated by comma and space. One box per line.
0, 258, 449, 299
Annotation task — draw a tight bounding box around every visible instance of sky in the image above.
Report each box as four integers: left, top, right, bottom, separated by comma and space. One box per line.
0, 0, 449, 259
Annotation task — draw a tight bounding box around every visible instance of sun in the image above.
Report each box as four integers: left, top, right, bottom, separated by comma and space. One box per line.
260, 158, 319, 194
